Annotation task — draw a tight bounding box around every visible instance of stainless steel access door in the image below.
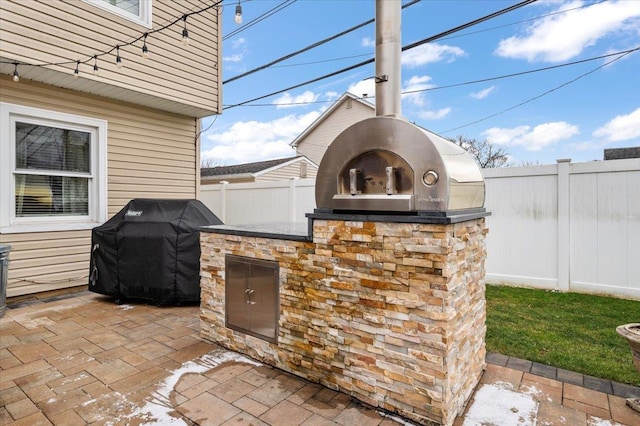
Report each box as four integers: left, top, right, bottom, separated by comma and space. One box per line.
225, 255, 279, 343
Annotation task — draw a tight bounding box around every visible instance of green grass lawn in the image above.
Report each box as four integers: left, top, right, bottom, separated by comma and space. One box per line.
485, 285, 640, 386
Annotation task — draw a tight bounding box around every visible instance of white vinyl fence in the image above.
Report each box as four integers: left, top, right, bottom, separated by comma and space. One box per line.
200, 159, 640, 299
200, 178, 316, 225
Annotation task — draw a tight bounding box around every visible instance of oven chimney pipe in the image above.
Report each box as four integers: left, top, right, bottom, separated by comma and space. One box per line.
375, 0, 402, 118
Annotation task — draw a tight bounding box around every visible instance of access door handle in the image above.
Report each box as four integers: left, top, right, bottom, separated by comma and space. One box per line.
245, 288, 256, 305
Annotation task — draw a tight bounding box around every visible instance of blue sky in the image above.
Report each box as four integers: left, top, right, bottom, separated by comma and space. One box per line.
201, 0, 640, 166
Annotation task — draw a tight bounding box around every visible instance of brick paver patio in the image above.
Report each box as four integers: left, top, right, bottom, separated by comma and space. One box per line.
1, 292, 638, 425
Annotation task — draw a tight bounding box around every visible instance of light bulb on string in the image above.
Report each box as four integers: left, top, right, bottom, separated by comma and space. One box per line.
73, 61, 79, 78
142, 33, 150, 59
182, 15, 190, 46
93, 55, 99, 75
116, 45, 123, 68
235, 1, 242, 24
12, 62, 19, 82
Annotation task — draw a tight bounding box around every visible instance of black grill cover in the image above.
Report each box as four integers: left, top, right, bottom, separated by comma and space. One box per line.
89, 199, 222, 304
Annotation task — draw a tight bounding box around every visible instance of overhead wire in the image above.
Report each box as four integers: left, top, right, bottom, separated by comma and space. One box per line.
403, 47, 640, 95
223, 0, 297, 41
438, 48, 638, 134
254, 0, 604, 71
223, 0, 421, 84
223, 0, 540, 109
222, 46, 640, 108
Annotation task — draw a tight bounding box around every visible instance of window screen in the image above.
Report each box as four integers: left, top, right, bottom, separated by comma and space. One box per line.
14, 123, 91, 217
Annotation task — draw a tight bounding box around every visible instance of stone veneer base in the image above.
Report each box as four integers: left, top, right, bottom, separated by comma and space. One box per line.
199, 217, 487, 426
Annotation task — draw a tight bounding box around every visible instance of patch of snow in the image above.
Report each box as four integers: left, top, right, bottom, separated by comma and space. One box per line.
114, 349, 263, 425
19, 317, 57, 329
588, 417, 624, 426
61, 373, 88, 385
521, 383, 554, 403
462, 383, 539, 426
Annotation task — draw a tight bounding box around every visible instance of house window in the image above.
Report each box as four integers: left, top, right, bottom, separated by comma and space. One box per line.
85, 0, 152, 27
0, 103, 107, 233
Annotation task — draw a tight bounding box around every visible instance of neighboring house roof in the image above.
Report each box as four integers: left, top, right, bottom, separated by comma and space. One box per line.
201, 155, 315, 181
290, 92, 374, 148
604, 147, 640, 160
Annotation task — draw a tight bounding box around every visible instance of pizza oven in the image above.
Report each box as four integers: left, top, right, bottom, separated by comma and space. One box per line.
315, 0, 484, 214
315, 117, 485, 213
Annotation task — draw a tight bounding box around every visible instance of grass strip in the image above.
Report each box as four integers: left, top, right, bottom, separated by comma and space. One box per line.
485, 284, 640, 386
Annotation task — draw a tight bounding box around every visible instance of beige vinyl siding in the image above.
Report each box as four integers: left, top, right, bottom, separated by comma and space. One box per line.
0, 0, 220, 115
2, 231, 92, 297
256, 162, 319, 182
0, 77, 198, 297
296, 101, 374, 164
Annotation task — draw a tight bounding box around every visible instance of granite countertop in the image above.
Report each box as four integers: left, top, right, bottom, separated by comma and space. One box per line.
201, 222, 312, 242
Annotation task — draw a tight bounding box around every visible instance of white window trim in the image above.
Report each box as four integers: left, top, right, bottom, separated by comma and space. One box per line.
0, 103, 108, 234
84, 0, 152, 28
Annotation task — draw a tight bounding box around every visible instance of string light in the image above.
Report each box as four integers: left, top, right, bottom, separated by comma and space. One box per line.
235, 1, 242, 24
116, 45, 123, 68
12, 62, 19, 82
2, 0, 227, 78
142, 33, 150, 59
182, 15, 190, 46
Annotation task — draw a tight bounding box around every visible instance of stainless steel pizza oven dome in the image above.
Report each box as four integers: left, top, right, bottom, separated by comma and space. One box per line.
315, 116, 485, 213
314, 0, 484, 214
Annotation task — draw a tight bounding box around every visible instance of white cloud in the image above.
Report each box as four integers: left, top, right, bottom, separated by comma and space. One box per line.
495, 1, 640, 62
202, 111, 320, 164
592, 107, 640, 142
470, 86, 496, 100
347, 74, 438, 108
231, 38, 246, 49
325, 91, 340, 101
347, 79, 376, 100
482, 121, 579, 151
223, 53, 243, 63
401, 43, 466, 67
402, 75, 436, 107
419, 108, 451, 120
361, 37, 375, 48
273, 91, 319, 109
224, 38, 247, 64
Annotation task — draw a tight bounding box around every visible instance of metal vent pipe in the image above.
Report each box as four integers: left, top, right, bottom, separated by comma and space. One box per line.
375, 0, 402, 118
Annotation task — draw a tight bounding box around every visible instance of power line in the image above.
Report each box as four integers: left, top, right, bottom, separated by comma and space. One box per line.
219, 46, 640, 108
401, 0, 539, 53
404, 47, 640, 95
434, 0, 607, 43
439, 49, 638, 134
223, 0, 297, 41
254, 0, 601, 71
223, 0, 421, 84
223, 0, 539, 109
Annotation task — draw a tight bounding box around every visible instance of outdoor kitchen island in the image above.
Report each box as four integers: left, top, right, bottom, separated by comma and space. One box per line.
199, 210, 488, 426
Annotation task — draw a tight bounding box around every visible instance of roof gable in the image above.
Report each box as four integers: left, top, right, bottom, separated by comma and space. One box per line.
290, 92, 374, 148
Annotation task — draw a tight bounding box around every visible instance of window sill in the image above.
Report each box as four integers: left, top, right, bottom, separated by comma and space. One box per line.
0, 221, 101, 234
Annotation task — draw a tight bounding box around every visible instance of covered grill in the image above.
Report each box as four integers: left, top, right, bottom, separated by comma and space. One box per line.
89, 199, 222, 305
315, 1, 485, 215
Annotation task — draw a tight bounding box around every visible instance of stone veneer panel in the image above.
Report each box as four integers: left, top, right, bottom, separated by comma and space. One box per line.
199, 218, 487, 426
